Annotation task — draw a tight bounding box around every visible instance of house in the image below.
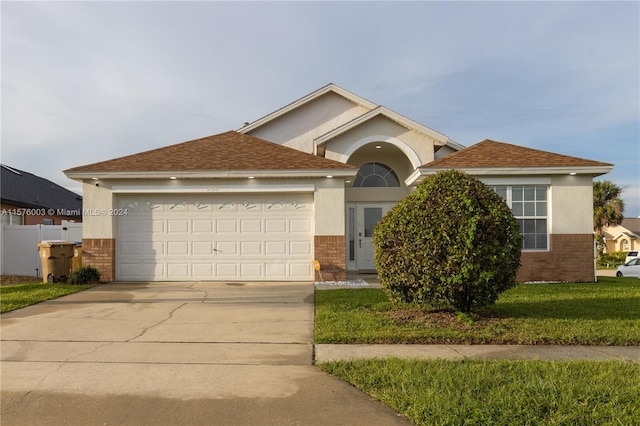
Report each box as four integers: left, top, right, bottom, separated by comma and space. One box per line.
603, 218, 640, 253
64, 84, 613, 283
1, 164, 82, 225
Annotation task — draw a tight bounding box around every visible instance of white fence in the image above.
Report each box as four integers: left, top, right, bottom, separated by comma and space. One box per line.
0, 222, 83, 277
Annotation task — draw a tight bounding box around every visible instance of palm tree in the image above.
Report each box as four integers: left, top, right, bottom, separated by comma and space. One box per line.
593, 180, 625, 255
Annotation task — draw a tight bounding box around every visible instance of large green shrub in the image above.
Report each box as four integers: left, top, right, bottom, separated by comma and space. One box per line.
374, 169, 522, 313
68, 265, 101, 284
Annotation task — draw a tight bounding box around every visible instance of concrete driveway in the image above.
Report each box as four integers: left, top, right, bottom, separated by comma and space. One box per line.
1, 282, 409, 426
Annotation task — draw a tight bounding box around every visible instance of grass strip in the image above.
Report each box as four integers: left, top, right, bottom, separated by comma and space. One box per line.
320, 358, 640, 426
1, 282, 94, 313
315, 277, 640, 345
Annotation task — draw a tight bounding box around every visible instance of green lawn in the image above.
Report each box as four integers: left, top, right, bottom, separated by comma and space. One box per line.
320, 358, 640, 426
315, 277, 640, 345
0, 282, 94, 313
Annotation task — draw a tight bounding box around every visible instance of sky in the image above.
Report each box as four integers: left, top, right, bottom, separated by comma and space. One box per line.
2, 1, 639, 217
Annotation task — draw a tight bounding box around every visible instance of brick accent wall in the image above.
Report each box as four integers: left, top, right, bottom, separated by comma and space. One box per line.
517, 234, 595, 283
314, 235, 346, 281
82, 238, 115, 283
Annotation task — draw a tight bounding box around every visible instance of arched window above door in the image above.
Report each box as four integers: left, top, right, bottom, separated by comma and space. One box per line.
352, 162, 400, 187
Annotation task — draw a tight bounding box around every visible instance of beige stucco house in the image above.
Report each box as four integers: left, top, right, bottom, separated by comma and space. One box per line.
603, 218, 640, 253
64, 84, 613, 283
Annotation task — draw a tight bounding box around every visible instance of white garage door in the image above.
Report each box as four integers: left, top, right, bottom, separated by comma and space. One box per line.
116, 193, 314, 281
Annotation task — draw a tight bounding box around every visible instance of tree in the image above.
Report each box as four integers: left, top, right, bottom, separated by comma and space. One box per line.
374, 169, 522, 313
593, 180, 625, 255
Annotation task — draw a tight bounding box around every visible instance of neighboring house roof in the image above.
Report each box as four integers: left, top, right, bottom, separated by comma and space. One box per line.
407, 139, 613, 184
1, 164, 82, 212
620, 218, 640, 236
605, 218, 640, 241
64, 131, 356, 179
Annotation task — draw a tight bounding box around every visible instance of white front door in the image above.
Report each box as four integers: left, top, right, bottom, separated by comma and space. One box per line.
356, 203, 389, 271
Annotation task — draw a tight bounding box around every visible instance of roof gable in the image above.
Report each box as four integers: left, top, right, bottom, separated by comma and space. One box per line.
314, 106, 452, 146
64, 131, 355, 176
1, 164, 82, 211
420, 139, 613, 170
238, 83, 377, 134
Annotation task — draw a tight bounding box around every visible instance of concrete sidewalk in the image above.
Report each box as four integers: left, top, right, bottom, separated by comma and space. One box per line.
315, 344, 640, 363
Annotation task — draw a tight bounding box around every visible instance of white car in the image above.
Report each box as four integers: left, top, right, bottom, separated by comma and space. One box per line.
616, 258, 640, 278
625, 250, 639, 264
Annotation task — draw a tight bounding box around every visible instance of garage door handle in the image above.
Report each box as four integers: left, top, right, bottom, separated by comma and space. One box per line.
213, 248, 223, 253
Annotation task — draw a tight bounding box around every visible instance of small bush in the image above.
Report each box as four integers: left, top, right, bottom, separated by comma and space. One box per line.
68, 265, 101, 284
374, 169, 522, 313
598, 251, 627, 267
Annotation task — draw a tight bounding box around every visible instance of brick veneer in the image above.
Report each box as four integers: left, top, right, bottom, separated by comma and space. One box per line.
82, 238, 115, 283
314, 235, 346, 281
517, 234, 595, 282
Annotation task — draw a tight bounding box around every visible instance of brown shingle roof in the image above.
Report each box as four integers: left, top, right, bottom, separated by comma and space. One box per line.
421, 139, 613, 169
65, 131, 354, 173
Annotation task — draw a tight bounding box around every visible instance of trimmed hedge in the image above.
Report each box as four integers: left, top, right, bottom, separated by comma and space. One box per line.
374, 170, 522, 313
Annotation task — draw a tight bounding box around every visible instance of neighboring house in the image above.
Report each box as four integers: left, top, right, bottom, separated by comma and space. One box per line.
1, 164, 82, 225
64, 84, 613, 283
603, 218, 640, 253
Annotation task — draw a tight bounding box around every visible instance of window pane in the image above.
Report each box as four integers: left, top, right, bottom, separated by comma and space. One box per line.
359, 163, 375, 176
512, 187, 523, 201
524, 187, 536, 201
522, 219, 536, 233
536, 219, 547, 233
536, 187, 547, 201
512, 202, 523, 216
362, 175, 387, 187
494, 186, 507, 200
523, 234, 536, 249
536, 234, 548, 249
353, 162, 400, 187
524, 202, 536, 216
348, 208, 355, 261
364, 208, 383, 237
537, 201, 547, 216
384, 171, 400, 187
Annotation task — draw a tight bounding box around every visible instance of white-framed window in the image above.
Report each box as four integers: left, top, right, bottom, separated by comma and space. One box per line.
352, 162, 400, 187
490, 185, 548, 251
43, 218, 54, 225
0, 212, 24, 225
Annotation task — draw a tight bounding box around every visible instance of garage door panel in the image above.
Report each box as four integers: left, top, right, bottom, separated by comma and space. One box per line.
216, 241, 238, 255
167, 263, 189, 278
192, 263, 214, 277
266, 263, 287, 277
167, 241, 189, 255
117, 194, 314, 281
192, 241, 213, 255
290, 263, 313, 278
216, 263, 239, 278
240, 241, 262, 255
290, 219, 312, 233
168, 220, 189, 233
192, 219, 213, 233
241, 219, 262, 233
290, 241, 312, 255
265, 219, 287, 233
265, 241, 287, 255
217, 220, 238, 233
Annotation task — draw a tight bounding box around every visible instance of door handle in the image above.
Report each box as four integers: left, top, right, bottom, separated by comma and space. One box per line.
359, 239, 362, 248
